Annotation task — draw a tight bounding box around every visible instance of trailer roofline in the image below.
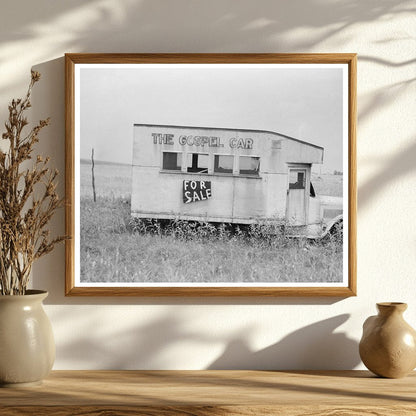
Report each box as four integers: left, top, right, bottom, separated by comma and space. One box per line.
133, 123, 324, 150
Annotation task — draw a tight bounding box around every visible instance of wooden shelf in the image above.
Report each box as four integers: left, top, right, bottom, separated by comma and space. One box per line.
1, 370, 415, 415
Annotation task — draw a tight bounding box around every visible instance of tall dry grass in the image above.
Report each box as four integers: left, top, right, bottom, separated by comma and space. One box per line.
80, 196, 342, 283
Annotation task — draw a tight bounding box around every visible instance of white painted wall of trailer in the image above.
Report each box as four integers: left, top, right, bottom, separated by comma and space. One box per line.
131, 124, 323, 222
0, 0, 415, 370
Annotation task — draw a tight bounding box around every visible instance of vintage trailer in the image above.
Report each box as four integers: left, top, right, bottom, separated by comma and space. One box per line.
131, 124, 342, 238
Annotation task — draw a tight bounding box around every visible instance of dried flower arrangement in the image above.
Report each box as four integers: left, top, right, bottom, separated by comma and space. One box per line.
0, 71, 65, 295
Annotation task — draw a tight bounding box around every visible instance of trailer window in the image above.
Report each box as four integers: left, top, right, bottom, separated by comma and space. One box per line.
187, 153, 209, 173
162, 152, 182, 171
289, 170, 305, 189
239, 156, 260, 176
214, 155, 233, 174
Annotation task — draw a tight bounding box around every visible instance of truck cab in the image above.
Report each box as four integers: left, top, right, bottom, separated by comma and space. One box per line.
286, 171, 343, 239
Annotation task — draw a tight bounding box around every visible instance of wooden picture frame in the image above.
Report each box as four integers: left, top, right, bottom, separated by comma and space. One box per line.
65, 53, 356, 296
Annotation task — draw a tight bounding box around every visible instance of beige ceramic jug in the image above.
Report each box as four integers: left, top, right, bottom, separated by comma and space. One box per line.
0, 290, 55, 386
359, 302, 416, 378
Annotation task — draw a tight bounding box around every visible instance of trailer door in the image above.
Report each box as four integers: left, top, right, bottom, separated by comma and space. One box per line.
286, 167, 308, 225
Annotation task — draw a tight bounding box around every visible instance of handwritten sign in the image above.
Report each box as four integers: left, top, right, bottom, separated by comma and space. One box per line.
183, 180, 212, 204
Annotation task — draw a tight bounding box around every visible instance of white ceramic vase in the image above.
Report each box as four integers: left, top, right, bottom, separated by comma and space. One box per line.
0, 290, 55, 387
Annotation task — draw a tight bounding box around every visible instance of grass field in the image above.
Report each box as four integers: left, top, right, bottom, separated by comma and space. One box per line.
80, 161, 343, 283
81, 160, 132, 199
311, 172, 343, 197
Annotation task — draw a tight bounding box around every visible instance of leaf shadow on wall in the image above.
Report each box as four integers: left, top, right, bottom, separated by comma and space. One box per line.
207, 314, 360, 370
358, 138, 416, 210
0, 0, 414, 98
52, 308, 359, 370
356, 54, 416, 210
54, 312, 216, 370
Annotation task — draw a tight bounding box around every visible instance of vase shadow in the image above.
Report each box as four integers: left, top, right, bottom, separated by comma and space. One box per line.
208, 314, 360, 371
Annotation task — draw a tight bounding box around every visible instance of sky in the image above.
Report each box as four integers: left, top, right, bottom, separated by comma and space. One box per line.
79, 64, 345, 172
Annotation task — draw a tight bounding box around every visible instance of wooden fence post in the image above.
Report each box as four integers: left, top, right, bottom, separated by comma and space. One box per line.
91, 148, 96, 202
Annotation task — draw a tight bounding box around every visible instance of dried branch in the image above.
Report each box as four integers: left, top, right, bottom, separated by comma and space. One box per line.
0, 71, 66, 295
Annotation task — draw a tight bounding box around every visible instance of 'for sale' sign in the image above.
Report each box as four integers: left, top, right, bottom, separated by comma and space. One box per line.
183, 180, 212, 204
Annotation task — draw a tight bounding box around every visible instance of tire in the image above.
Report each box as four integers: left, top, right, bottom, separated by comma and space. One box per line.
328, 219, 343, 243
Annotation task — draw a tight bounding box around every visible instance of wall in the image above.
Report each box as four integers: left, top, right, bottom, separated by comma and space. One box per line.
0, 0, 415, 370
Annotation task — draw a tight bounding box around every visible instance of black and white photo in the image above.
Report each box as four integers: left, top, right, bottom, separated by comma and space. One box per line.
65, 54, 356, 296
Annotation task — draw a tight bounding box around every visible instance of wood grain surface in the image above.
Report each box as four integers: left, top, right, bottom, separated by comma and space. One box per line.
1, 370, 415, 415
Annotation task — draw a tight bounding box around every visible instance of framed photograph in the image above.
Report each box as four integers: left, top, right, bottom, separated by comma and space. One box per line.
65, 53, 356, 296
